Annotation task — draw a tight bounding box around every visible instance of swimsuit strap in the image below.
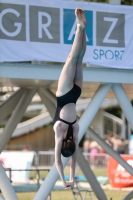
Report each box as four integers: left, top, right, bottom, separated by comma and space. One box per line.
66, 124, 73, 139
59, 118, 77, 141
59, 117, 77, 125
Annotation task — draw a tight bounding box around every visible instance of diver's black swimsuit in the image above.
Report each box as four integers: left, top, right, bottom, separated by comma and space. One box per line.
53, 84, 81, 126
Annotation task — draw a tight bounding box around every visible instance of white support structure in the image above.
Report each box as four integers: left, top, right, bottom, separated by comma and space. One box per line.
38, 89, 56, 119
112, 84, 133, 130
0, 88, 25, 122
0, 163, 18, 200
112, 82, 133, 200
78, 84, 112, 142
34, 158, 68, 200
122, 191, 133, 200
128, 123, 131, 140
89, 109, 104, 137
34, 84, 112, 200
1, 63, 133, 84
40, 88, 56, 105
121, 112, 126, 140
77, 149, 107, 200
88, 127, 133, 176
0, 88, 37, 153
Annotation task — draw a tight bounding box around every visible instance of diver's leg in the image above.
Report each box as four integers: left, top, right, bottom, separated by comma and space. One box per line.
74, 29, 86, 88
56, 8, 86, 96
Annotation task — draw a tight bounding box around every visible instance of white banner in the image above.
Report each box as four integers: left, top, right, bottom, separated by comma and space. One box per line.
0, 151, 35, 183
0, 0, 133, 69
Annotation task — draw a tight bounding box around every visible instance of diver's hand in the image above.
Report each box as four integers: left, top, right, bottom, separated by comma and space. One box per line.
64, 181, 74, 189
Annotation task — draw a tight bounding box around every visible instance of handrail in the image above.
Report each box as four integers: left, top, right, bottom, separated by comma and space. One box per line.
103, 111, 122, 124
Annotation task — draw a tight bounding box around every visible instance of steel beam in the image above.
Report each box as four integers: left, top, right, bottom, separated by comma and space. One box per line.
77, 149, 107, 200
121, 113, 126, 140
112, 83, 133, 200
0, 88, 36, 153
1, 63, 133, 85
34, 157, 68, 200
88, 127, 133, 176
122, 191, 133, 200
112, 84, 133, 130
0, 163, 18, 200
78, 84, 112, 142
38, 89, 56, 119
76, 84, 112, 200
0, 88, 25, 122
39, 88, 56, 105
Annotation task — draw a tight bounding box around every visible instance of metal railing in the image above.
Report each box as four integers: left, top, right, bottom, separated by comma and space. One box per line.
1, 151, 110, 200
4, 168, 51, 200
37, 151, 109, 168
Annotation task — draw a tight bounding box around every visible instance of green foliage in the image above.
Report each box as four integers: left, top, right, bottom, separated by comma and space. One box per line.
0, 124, 5, 128
105, 106, 122, 118
121, 0, 133, 5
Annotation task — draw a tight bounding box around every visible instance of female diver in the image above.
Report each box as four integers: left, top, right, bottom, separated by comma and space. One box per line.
53, 8, 87, 189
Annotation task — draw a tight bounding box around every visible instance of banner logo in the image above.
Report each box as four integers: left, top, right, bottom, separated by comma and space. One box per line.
0, 3, 26, 41
29, 6, 60, 43
96, 12, 125, 47
63, 9, 93, 46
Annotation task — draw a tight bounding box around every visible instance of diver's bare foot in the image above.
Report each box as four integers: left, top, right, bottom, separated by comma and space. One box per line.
75, 8, 86, 29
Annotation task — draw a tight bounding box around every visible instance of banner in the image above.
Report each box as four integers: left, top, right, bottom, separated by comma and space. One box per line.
0, 151, 35, 183
108, 155, 133, 188
0, 0, 133, 69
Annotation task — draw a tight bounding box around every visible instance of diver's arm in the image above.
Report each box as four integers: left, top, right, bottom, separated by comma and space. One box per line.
55, 136, 66, 186
69, 136, 78, 184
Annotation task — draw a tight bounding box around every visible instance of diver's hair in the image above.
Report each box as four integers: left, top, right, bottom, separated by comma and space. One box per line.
61, 125, 76, 157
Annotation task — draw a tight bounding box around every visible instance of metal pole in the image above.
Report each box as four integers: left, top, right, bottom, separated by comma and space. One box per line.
0, 163, 18, 200
122, 191, 133, 200
128, 123, 131, 140
40, 88, 56, 105
36, 169, 40, 190
76, 84, 112, 200
88, 127, 133, 176
0, 88, 25, 122
0, 88, 36, 153
121, 112, 126, 140
77, 149, 107, 200
34, 84, 112, 200
112, 84, 133, 130
38, 89, 56, 119
78, 84, 112, 142
34, 157, 68, 200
